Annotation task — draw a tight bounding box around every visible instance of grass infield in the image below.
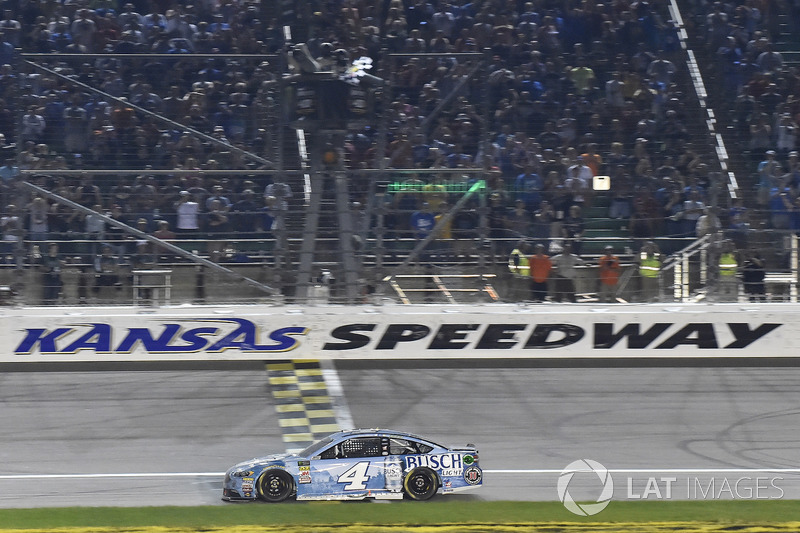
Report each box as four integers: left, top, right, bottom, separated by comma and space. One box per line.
0, 500, 799, 531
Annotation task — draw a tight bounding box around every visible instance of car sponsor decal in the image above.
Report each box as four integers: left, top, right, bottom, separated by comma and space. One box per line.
405, 453, 463, 471
385, 457, 403, 491
464, 465, 482, 485
298, 464, 311, 484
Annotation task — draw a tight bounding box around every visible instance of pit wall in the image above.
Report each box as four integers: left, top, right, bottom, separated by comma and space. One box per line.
0, 303, 793, 362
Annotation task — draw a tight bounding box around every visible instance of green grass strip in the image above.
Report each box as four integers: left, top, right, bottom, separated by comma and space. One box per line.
1, 500, 800, 530
4, 526, 800, 533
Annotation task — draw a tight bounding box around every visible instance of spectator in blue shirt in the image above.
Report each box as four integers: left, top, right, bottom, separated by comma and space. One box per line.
515, 162, 543, 212
410, 201, 436, 239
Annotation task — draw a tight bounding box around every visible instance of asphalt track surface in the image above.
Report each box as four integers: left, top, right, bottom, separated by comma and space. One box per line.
1, 362, 799, 508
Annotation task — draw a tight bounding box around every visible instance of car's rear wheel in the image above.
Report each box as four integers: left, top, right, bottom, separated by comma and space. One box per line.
256, 469, 295, 502
403, 467, 438, 501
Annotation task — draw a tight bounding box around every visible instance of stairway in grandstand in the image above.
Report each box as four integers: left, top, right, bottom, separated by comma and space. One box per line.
682, 1, 800, 215
582, 196, 633, 255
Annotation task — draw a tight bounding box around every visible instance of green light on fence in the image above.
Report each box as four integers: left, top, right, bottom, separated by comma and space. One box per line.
387, 180, 486, 194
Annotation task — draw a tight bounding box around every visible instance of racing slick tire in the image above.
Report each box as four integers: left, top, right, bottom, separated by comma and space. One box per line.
256, 469, 295, 502
403, 467, 438, 501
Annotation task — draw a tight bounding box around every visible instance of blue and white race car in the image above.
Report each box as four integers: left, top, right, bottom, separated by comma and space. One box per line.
222, 429, 482, 502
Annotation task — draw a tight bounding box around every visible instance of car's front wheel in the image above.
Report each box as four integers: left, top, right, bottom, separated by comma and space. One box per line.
403, 467, 438, 501
256, 469, 295, 502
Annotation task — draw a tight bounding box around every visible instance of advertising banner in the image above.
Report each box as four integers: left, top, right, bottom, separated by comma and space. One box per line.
0, 304, 793, 362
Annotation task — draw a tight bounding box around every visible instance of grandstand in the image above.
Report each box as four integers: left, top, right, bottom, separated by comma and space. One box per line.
0, 0, 798, 306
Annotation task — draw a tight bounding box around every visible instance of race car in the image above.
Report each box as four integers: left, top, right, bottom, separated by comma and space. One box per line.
222, 428, 482, 502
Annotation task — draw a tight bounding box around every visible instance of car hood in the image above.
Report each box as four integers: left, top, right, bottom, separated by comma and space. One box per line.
231, 453, 302, 471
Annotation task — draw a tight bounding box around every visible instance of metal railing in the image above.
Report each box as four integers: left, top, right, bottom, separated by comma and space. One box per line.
3, 229, 795, 306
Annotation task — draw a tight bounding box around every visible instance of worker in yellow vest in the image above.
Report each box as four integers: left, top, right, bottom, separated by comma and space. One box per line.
509, 241, 531, 277
638, 241, 662, 302
717, 240, 739, 302
508, 241, 531, 301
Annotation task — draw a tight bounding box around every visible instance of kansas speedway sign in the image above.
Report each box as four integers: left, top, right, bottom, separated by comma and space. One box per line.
0, 304, 793, 362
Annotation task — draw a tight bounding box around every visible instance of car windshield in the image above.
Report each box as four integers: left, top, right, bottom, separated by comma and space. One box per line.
298, 435, 336, 458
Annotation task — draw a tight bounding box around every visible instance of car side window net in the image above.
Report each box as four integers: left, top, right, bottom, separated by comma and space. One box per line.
341, 437, 382, 458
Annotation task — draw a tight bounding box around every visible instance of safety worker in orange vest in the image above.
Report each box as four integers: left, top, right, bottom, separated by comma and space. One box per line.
528, 243, 552, 302
598, 245, 621, 303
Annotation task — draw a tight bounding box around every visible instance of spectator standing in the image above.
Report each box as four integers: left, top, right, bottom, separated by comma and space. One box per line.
551, 242, 584, 303
742, 250, 766, 302
776, 114, 797, 156
84, 204, 105, 258
564, 157, 593, 207
39, 242, 62, 304
646, 53, 677, 86
0, 157, 19, 185
696, 207, 722, 238
264, 180, 293, 210
682, 190, 705, 237
206, 199, 229, 262
757, 150, 782, 206
205, 184, 232, 211
514, 163, 542, 212
175, 190, 200, 238
769, 185, 793, 230
230, 189, 259, 235
153, 220, 176, 241
63, 97, 88, 154
528, 243, 552, 302
561, 205, 585, 255
70, 9, 97, 51
598, 246, 621, 303
410, 201, 435, 240
105, 204, 128, 257
75, 174, 102, 208
1, 203, 21, 262
21, 105, 45, 144
27, 196, 49, 243
532, 199, 555, 249
785, 151, 800, 187
92, 244, 122, 295
505, 199, 531, 240
0, 10, 21, 47
749, 114, 772, 158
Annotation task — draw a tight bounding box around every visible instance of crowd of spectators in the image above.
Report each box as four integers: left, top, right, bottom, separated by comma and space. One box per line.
0, 0, 288, 265
0, 0, 743, 275
690, 0, 800, 238
339, 0, 721, 250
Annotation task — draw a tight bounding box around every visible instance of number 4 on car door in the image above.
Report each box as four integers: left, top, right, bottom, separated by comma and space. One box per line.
338, 461, 371, 490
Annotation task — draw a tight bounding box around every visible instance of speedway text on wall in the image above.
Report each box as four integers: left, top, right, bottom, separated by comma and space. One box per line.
0, 304, 794, 362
